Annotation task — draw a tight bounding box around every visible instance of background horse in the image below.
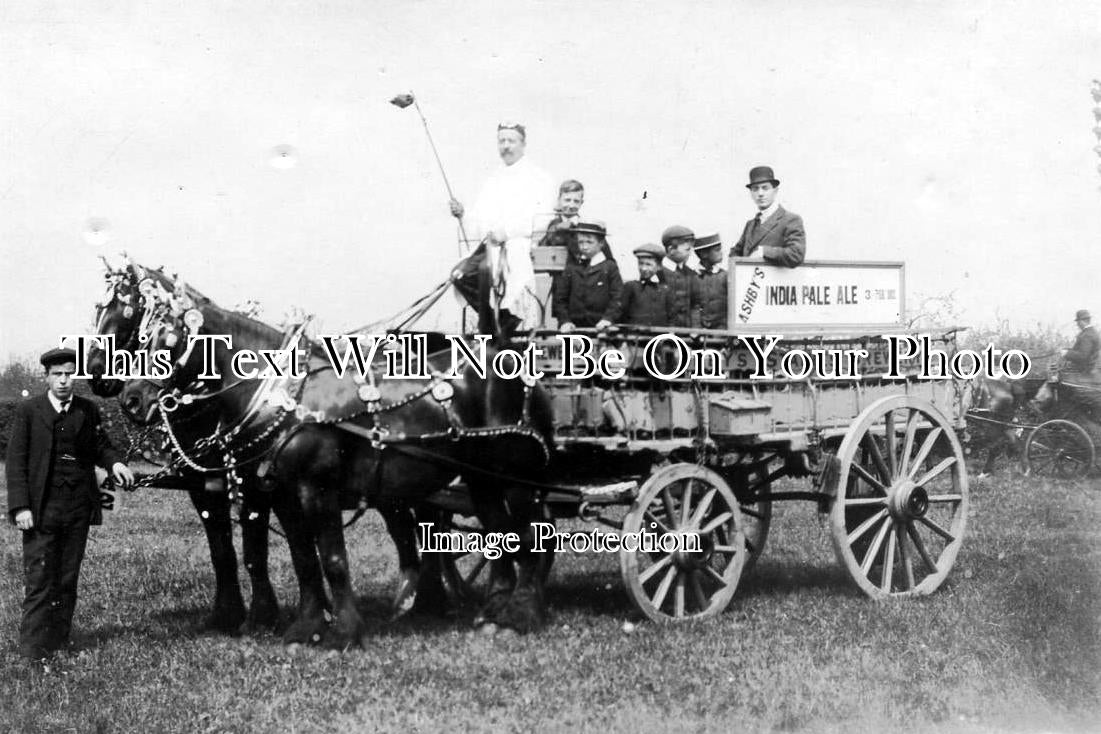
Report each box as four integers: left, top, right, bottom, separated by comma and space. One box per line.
135, 294, 556, 647
87, 260, 279, 633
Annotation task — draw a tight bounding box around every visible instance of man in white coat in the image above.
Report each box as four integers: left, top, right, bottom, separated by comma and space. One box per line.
450, 122, 555, 338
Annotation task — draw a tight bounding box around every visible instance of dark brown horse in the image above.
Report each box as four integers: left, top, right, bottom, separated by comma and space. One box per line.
126, 292, 556, 647
87, 260, 279, 633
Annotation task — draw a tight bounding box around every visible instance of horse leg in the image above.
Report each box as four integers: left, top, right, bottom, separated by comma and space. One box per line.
239, 481, 280, 632
306, 485, 369, 649
270, 483, 330, 646
378, 502, 421, 618
468, 484, 517, 627
493, 490, 547, 634
188, 482, 246, 634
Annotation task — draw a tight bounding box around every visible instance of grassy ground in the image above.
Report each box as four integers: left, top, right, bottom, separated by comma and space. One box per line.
1, 463, 1099, 733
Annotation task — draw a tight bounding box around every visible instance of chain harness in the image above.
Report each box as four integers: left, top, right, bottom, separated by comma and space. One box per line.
126, 274, 552, 509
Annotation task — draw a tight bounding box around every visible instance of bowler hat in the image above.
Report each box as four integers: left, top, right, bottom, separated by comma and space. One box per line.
661, 224, 695, 247
633, 242, 665, 259
746, 166, 780, 188
40, 347, 77, 368
571, 219, 607, 237
1076, 309, 1091, 321
693, 233, 722, 251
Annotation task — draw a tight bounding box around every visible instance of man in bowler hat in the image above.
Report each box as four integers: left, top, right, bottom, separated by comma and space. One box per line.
6, 347, 134, 659
732, 166, 806, 267
1064, 309, 1100, 376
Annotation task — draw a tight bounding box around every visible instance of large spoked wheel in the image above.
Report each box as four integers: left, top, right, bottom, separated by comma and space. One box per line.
1022, 419, 1094, 479
437, 514, 555, 604
830, 395, 969, 599
620, 464, 747, 622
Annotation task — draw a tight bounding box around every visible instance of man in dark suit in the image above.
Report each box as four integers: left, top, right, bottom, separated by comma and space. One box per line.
732, 166, 806, 267
1064, 309, 1100, 376
6, 347, 134, 660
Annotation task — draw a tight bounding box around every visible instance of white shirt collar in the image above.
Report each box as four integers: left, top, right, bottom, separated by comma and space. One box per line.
643, 274, 661, 284
662, 257, 696, 273
756, 200, 780, 222
586, 252, 607, 267
47, 392, 71, 413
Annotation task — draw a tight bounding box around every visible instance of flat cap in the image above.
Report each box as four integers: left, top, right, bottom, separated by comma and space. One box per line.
40, 347, 77, 368
571, 219, 608, 237
693, 233, 722, 250
632, 242, 665, 259
661, 225, 695, 247
1076, 309, 1091, 321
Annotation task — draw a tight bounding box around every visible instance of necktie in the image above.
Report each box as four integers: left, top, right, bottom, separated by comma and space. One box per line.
751, 212, 762, 237
60, 401, 70, 414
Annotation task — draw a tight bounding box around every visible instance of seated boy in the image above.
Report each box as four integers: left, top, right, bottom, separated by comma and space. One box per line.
621, 242, 674, 326
552, 220, 623, 332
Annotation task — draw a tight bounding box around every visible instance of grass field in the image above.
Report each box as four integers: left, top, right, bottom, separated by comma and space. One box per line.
1, 462, 1099, 733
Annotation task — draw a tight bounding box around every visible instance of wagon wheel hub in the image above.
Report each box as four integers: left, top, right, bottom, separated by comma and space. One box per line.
887, 479, 928, 521
671, 531, 714, 571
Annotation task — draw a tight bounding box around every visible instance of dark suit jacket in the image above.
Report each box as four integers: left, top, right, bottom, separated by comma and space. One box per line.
552, 257, 623, 326
5, 394, 120, 526
733, 206, 806, 267
1065, 325, 1100, 374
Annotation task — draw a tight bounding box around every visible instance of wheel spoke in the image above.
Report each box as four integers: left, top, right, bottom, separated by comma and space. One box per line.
680, 480, 694, 528
674, 576, 686, 617
638, 553, 674, 585
914, 456, 956, 487
896, 523, 915, 590
701, 565, 727, 587
906, 523, 938, 573
713, 544, 741, 555
650, 565, 678, 609
862, 433, 892, 483
885, 409, 897, 478
644, 510, 673, 536
880, 523, 897, 593
859, 516, 892, 575
688, 571, 708, 611
926, 493, 963, 503
918, 515, 955, 542
661, 488, 678, 529
845, 496, 887, 507
850, 462, 887, 494
899, 410, 919, 477
847, 508, 889, 545
700, 510, 734, 535
908, 427, 943, 479
688, 486, 718, 529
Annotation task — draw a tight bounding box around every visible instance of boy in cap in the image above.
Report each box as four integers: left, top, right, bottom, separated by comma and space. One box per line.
621, 242, 674, 326
733, 166, 806, 267
692, 233, 727, 329
553, 220, 623, 332
7, 348, 134, 660
658, 224, 699, 328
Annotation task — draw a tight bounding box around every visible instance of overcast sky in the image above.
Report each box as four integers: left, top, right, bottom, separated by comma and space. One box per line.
2, 1, 1099, 360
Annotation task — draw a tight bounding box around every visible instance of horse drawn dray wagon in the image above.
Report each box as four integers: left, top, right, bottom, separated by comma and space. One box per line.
422, 258, 971, 622
89, 254, 971, 638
